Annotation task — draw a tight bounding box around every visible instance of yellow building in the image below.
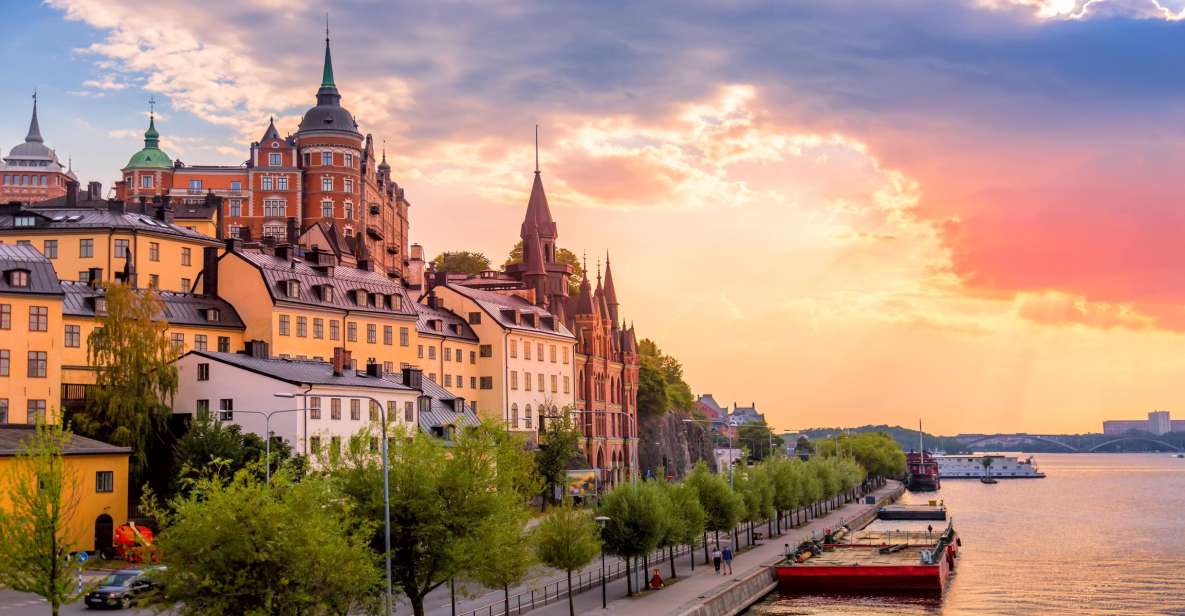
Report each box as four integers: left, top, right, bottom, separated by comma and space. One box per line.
1, 196, 222, 294
414, 298, 490, 413
0, 426, 130, 553
0, 244, 63, 425
202, 242, 420, 371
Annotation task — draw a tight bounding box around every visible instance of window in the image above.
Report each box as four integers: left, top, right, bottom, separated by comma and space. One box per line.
383, 325, 393, 345
367, 323, 377, 344
480, 376, 493, 390
279, 314, 290, 335
538, 373, 544, 392
428, 346, 436, 360
445, 374, 453, 387
269, 152, 282, 166
27, 352, 47, 378
26, 400, 45, 424
537, 343, 544, 361
551, 374, 558, 393
29, 306, 47, 331
189, 179, 203, 192
331, 398, 341, 420
0, 350, 9, 376
171, 332, 184, 352
344, 202, 353, 219
563, 375, 570, 394
550, 345, 556, 363
322, 176, 333, 191
80, 239, 93, 258
181, 277, 191, 291
12, 214, 34, 228
321, 152, 333, 166
0, 399, 8, 423
510, 340, 517, 358
512, 371, 520, 390
313, 318, 324, 339
417, 345, 424, 359
310, 436, 321, 453
330, 320, 340, 340
350, 399, 361, 421
277, 176, 289, 190
563, 347, 569, 364
114, 239, 129, 258
525, 407, 532, 429
218, 336, 230, 352
480, 344, 492, 358
194, 334, 208, 351
384, 361, 393, 374
9, 271, 28, 288
297, 316, 307, 337
197, 363, 210, 381
470, 376, 477, 389
321, 200, 333, 217
218, 398, 233, 421
43, 240, 56, 259
470, 350, 477, 364
141, 175, 153, 188
399, 327, 409, 347
444, 348, 452, 362
284, 280, 300, 298
347, 322, 357, 342
149, 242, 160, 261
181, 247, 192, 266
345, 178, 354, 193
264, 199, 285, 217
231, 180, 242, 191
262, 176, 273, 191
96, 471, 114, 493
262, 222, 285, 239
148, 274, 159, 289
344, 153, 353, 167
309, 397, 321, 420
404, 401, 414, 422
468, 312, 481, 325
524, 343, 531, 360
511, 404, 519, 428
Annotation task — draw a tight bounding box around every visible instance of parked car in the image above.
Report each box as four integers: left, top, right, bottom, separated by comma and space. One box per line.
83, 567, 163, 610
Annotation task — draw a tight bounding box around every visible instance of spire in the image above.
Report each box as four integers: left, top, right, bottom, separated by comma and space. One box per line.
322, 14, 336, 88
574, 267, 595, 315
260, 116, 281, 142
535, 124, 539, 174
603, 251, 620, 326
26, 90, 43, 144
520, 129, 557, 241
378, 139, 390, 171
144, 98, 160, 147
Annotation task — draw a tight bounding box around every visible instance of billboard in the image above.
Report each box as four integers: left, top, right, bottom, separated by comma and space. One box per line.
566, 469, 598, 497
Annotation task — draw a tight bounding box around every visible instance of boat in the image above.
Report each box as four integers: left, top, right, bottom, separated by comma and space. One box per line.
936, 454, 1045, 479
877, 503, 947, 520
775, 524, 961, 594
979, 476, 998, 484
905, 451, 941, 491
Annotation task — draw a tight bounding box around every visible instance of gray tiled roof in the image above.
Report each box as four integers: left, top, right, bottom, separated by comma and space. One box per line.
411, 374, 480, 432
235, 249, 415, 318
0, 244, 62, 296
0, 426, 131, 456
61, 281, 245, 329
1, 206, 217, 243
444, 283, 574, 338
414, 302, 478, 342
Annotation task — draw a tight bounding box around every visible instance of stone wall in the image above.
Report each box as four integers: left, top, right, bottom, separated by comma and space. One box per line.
637, 409, 717, 478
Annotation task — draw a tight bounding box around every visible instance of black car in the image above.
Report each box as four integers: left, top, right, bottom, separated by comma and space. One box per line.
83, 567, 161, 609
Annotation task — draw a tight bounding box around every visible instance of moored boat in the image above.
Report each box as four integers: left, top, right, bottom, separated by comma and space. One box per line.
936, 454, 1045, 479
905, 451, 941, 491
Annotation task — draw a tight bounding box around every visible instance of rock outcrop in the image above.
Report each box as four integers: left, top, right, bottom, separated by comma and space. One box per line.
637, 410, 717, 479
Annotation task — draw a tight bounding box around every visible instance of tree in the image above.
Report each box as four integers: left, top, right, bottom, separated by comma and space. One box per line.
535, 507, 602, 616
767, 457, 805, 532
815, 432, 904, 479
637, 339, 694, 415
503, 240, 585, 294
467, 507, 535, 616
662, 481, 705, 577
738, 423, 784, 461
432, 251, 492, 275
598, 483, 670, 596
684, 462, 743, 552
171, 412, 305, 497
0, 419, 84, 616
73, 283, 177, 480
535, 406, 583, 510
147, 469, 377, 615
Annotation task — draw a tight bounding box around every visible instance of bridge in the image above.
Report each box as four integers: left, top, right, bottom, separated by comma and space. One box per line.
954, 433, 1183, 453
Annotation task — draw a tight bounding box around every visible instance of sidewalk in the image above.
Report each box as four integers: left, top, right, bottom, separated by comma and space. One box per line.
528, 481, 902, 616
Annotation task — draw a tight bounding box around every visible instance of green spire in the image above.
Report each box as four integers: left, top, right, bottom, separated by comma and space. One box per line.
321, 27, 335, 88
144, 114, 160, 146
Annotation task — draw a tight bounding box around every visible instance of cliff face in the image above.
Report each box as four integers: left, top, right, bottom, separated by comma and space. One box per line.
637, 410, 717, 479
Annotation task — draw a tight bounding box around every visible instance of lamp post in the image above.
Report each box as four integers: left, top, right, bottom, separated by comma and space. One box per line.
594, 515, 610, 609
277, 391, 394, 616
226, 408, 306, 485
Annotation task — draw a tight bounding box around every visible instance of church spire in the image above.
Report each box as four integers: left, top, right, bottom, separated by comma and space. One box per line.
603, 251, 620, 327
26, 90, 43, 144
321, 14, 336, 88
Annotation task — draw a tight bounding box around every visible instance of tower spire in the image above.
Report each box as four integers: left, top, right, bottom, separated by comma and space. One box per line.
25, 90, 43, 144
321, 14, 336, 89
535, 124, 539, 174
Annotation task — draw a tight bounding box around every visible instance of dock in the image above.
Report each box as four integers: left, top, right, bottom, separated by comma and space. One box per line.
877, 503, 946, 521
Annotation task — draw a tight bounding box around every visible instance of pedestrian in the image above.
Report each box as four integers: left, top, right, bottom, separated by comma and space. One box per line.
722, 546, 734, 574
649, 568, 664, 589
712, 547, 722, 574
784, 543, 792, 561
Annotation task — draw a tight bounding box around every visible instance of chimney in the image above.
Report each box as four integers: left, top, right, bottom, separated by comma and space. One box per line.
140, 196, 151, 215
107, 199, 126, 215
357, 257, 374, 272
274, 243, 291, 261
286, 217, 299, 245
88, 182, 102, 201
366, 361, 382, 378
202, 247, 219, 297
65, 180, 79, 208
224, 237, 240, 253
402, 366, 423, 390
332, 347, 352, 377
155, 199, 174, 224
244, 339, 269, 359
87, 267, 103, 288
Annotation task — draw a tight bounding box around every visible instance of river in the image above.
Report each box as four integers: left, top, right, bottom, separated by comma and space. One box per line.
748, 453, 1185, 615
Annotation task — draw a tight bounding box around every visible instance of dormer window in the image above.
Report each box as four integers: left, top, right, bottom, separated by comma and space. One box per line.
283, 280, 300, 298
205, 308, 220, 322
14, 215, 35, 228
95, 298, 108, 314
7, 270, 29, 287
522, 313, 536, 327
316, 284, 334, 302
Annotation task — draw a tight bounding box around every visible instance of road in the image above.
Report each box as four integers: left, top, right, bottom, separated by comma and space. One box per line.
0, 570, 156, 616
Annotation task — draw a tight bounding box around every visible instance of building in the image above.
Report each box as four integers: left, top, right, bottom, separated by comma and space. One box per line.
172, 348, 477, 458
113, 34, 412, 280
695, 394, 728, 430
728, 402, 765, 426
0, 244, 63, 424
413, 298, 485, 408
1103, 410, 1185, 436
1, 95, 77, 204
0, 425, 130, 553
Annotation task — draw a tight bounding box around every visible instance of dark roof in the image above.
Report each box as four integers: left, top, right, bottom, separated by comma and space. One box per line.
444, 283, 574, 338
0, 244, 62, 296
411, 374, 480, 432
171, 202, 217, 221
3, 206, 218, 243
61, 281, 245, 329
0, 426, 131, 456
414, 302, 478, 341
521, 171, 557, 239
234, 248, 415, 317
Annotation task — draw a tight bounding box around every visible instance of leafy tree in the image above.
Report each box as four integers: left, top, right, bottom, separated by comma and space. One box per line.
734, 462, 774, 544
171, 412, 304, 497
637, 339, 694, 415
815, 432, 903, 479
738, 423, 784, 461
0, 419, 84, 616
636, 360, 670, 416
503, 240, 585, 294
684, 462, 744, 551
661, 481, 705, 577
535, 406, 584, 510
147, 469, 377, 615
467, 507, 535, 616
767, 457, 805, 532
432, 251, 492, 275
73, 283, 177, 480
598, 483, 670, 596
535, 507, 602, 616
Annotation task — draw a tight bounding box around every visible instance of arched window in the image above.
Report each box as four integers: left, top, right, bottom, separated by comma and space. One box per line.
525, 405, 532, 429
510, 403, 519, 428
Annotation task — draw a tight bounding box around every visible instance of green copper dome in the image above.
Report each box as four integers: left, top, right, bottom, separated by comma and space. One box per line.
125, 115, 172, 170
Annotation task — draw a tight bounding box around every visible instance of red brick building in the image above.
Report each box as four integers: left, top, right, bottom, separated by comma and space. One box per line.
1, 95, 77, 204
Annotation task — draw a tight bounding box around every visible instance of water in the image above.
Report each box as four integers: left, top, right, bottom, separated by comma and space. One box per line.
749, 453, 1185, 616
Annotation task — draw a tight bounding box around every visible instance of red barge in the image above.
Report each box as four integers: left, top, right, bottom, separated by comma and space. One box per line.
775, 525, 960, 594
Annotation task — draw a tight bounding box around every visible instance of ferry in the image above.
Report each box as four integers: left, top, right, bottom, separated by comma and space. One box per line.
776, 524, 961, 594
905, 451, 941, 491
936, 454, 1045, 479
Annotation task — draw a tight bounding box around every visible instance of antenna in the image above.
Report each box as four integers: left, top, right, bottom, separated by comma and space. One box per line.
326, 12, 330, 41
534, 124, 539, 174
32, 89, 37, 105
148, 96, 156, 118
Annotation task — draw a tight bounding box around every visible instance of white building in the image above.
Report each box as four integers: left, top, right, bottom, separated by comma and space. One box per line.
1102, 410, 1185, 436
173, 345, 479, 459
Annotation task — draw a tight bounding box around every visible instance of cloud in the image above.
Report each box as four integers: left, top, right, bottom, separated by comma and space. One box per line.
975, 0, 1185, 19
82, 75, 129, 91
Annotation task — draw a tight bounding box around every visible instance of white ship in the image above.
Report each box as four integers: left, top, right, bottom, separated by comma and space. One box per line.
935, 454, 1045, 479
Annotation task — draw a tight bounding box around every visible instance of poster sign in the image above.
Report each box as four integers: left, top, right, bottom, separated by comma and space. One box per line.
566, 469, 597, 497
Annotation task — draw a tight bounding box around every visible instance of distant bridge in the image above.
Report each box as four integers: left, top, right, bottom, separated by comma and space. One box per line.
954, 433, 1183, 453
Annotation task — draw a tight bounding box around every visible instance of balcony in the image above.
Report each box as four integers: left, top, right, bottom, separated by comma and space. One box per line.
386, 245, 398, 254
369, 204, 381, 216
366, 225, 384, 241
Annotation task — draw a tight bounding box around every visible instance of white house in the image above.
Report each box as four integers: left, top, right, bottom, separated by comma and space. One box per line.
173, 344, 479, 459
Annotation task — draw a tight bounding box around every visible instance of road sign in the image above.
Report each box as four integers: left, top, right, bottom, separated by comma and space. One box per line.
76, 551, 89, 563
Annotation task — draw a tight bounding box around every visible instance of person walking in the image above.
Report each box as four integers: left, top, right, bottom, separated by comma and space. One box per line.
722, 546, 734, 575
712, 547, 722, 574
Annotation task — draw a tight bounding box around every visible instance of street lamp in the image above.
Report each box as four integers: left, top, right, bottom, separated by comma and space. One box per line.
277, 391, 394, 616
594, 515, 610, 609
227, 408, 306, 485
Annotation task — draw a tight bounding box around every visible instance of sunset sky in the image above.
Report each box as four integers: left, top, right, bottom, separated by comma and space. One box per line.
5, 0, 1185, 434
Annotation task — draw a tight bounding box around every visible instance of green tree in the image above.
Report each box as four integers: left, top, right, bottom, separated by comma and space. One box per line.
73, 283, 177, 480
735, 462, 774, 544
662, 480, 705, 577
467, 507, 535, 616
171, 412, 305, 497
535, 507, 602, 616
0, 419, 84, 616
738, 423, 784, 461
767, 457, 805, 532
684, 462, 744, 552
815, 432, 903, 480
432, 251, 492, 275
147, 469, 377, 615
535, 406, 583, 510
598, 483, 670, 596
637, 339, 694, 415
503, 241, 585, 294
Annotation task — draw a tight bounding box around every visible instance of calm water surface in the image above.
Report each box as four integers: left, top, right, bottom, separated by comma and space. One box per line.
749, 453, 1185, 616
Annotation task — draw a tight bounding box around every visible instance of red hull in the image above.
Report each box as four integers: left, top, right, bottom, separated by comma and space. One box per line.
776, 559, 949, 593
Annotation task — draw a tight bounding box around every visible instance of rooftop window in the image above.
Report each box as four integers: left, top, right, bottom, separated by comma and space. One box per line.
13, 215, 35, 228
7, 270, 29, 288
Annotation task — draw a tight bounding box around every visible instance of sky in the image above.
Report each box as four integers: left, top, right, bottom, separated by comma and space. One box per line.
5, 0, 1185, 435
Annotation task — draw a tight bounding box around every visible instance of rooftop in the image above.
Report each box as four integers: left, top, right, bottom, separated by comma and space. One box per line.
414, 301, 478, 341
0, 426, 131, 457
444, 282, 574, 338
233, 248, 416, 317
61, 281, 245, 329
1, 205, 218, 244
0, 243, 62, 296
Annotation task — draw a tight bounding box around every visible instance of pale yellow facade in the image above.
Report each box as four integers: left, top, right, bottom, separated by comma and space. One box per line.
416, 333, 487, 410
0, 293, 63, 424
